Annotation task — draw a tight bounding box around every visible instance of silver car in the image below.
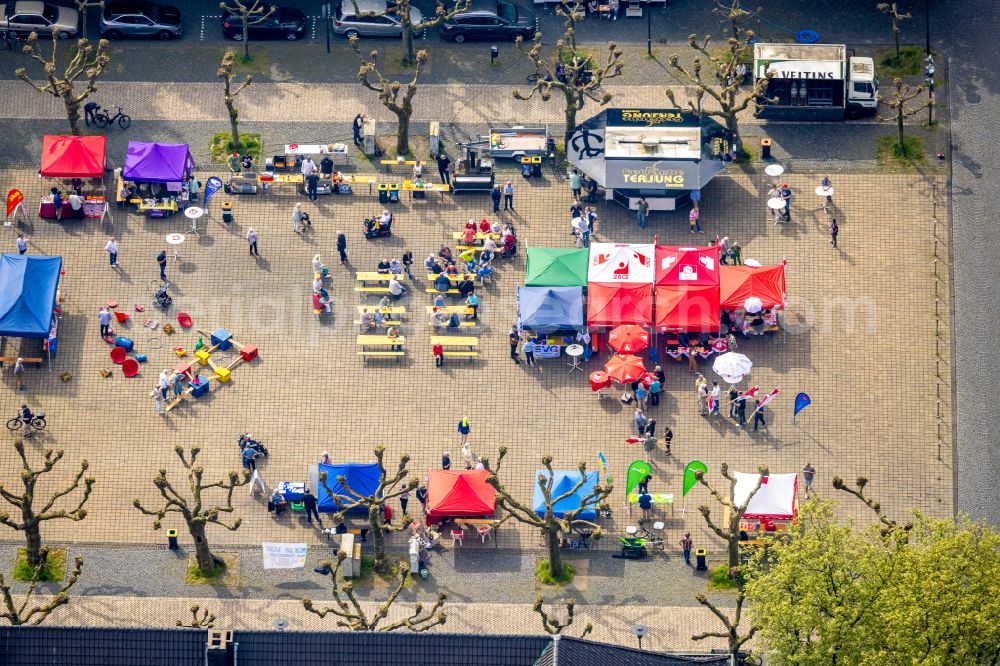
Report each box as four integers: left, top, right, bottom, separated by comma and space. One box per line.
0, 1, 79, 38
334, 0, 423, 40
100, 1, 182, 40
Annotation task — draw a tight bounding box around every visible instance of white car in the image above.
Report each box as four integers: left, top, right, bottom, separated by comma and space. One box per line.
0, 1, 80, 38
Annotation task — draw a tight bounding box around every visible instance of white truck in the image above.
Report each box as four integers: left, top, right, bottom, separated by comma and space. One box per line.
753, 43, 878, 120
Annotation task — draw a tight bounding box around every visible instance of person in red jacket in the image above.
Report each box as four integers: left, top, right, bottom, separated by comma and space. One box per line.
382, 503, 393, 525
433, 342, 444, 367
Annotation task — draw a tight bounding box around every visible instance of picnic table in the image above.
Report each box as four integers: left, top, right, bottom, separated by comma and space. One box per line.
431, 335, 478, 349
356, 272, 404, 285
426, 306, 473, 315
426, 273, 475, 282
451, 231, 500, 242
358, 305, 406, 314
357, 334, 406, 350
402, 179, 449, 200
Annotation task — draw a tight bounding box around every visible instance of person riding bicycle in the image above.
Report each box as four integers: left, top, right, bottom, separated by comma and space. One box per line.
20, 405, 34, 434
84, 102, 100, 127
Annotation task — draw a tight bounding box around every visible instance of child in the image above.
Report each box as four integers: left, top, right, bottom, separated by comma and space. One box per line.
433, 342, 444, 367
689, 206, 701, 233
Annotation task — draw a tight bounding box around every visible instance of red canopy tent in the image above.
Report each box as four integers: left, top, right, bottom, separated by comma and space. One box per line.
655, 246, 721, 286
655, 285, 720, 332
587, 283, 653, 328
425, 470, 497, 525
40, 135, 106, 178
720, 264, 786, 310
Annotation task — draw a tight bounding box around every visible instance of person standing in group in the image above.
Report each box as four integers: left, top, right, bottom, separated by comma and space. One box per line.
241, 153, 254, 174
227, 152, 241, 174
503, 181, 514, 211
412, 160, 423, 181
337, 232, 348, 263
719, 236, 730, 265
679, 532, 693, 566
830, 218, 839, 248
98, 307, 112, 337
15, 233, 28, 255
246, 227, 259, 256
781, 183, 792, 221
300, 156, 316, 178
437, 153, 451, 185
752, 399, 767, 431
728, 386, 739, 418
696, 378, 709, 416
490, 184, 502, 213
509, 326, 521, 364
586, 174, 599, 202
305, 171, 319, 202
416, 483, 428, 511
735, 394, 747, 429
634, 407, 648, 436
50, 188, 63, 220
729, 240, 742, 266
710, 382, 721, 415
303, 488, 322, 526
457, 418, 471, 445
12, 358, 25, 391
570, 169, 582, 199
352, 113, 365, 145
648, 375, 661, 406
153, 388, 164, 415
570, 199, 583, 222
292, 203, 306, 233
461, 441, 474, 469
105, 236, 118, 269
157, 249, 167, 281
637, 197, 649, 228
158, 369, 170, 401
801, 462, 816, 498
442, 451, 452, 470
399, 489, 409, 516
320, 155, 334, 178
173, 373, 183, 399
522, 337, 535, 366
635, 383, 648, 411
68, 191, 83, 218
689, 206, 702, 233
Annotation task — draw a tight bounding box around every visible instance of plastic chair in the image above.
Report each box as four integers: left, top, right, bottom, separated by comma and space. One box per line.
477, 526, 491, 543
450, 529, 464, 546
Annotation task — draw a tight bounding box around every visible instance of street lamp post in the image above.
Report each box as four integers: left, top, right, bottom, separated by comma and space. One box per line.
924, 0, 930, 55
647, 3, 652, 57
925, 55, 935, 126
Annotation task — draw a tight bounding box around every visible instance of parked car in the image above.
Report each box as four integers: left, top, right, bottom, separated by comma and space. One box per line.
100, 1, 182, 40
0, 1, 79, 38
333, 0, 423, 40
221, 3, 306, 41
439, 0, 535, 43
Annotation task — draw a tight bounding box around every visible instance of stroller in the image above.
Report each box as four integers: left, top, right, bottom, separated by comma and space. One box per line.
364, 213, 393, 239
237, 433, 269, 459
149, 280, 172, 310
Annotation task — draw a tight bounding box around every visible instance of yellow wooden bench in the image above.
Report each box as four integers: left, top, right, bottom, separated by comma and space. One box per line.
425, 288, 462, 295
455, 245, 485, 252
428, 321, 477, 328
357, 305, 406, 314
441, 351, 479, 358
356, 286, 392, 293
356, 319, 402, 326
425, 306, 473, 315
451, 231, 499, 241
0, 356, 43, 365
358, 351, 405, 359
426, 273, 474, 282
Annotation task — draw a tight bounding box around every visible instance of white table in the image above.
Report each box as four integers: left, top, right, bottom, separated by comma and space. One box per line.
183, 206, 204, 236
165, 233, 185, 262
767, 197, 785, 226
815, 185, 834, 212
764, 164, 784, 177
566, 343, 584, 372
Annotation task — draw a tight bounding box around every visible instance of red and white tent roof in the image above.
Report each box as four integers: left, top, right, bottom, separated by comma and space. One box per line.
654, 285, 720, 332
587, 283, 653, 327
656, 246, 720, 286
588, 243, 655, 284
734, 472, 798, 520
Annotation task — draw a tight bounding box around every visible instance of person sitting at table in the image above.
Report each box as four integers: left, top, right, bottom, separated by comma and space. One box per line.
389, 276, 406, 301
477, 263, 493, 284
462, 226, 477, 244
482, 236, 498, 254
458, 247, 476, 263
698, 332, 710, 347
424, 254, 439, 273
446, 312, 461, 328
678, 332, 691, 347
373, 309, 385, 328
445, 263, 459, 276
361, 311, 376, 330
330, 170, 344, 185
438, 245, 455, 265
432, 293, 445, 308
466, 293, 479, 320
387, 325, 402, 350
429, 307, 447, 328
268, 489, 288, 516
749, 314, 766, 335
500, 233, 516, 259
377, 258, 391, 274
464, 256, 478, 274
389, 258, 402, 275
434, 272, 452, 293
68, 191, 84, 218
457, 278, 475, 296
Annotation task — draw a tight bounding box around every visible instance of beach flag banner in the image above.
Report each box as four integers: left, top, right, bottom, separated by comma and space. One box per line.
682, 460, 709, 496
793, 392, 811, 424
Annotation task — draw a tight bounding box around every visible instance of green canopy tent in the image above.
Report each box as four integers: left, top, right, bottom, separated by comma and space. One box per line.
525, 247, 589, 287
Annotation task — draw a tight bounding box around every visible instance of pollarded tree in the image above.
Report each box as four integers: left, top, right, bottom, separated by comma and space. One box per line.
346, 0, 469, 65
694, 463, 767, 570
487, 448, 612, 582
15, 31, 111, 136
0, 548, 83, 626
666, 0, 772, 150
219, 0, 275, 61
133, 446, 249, 575
512, 1, 624, 142
75, 0, 104, 40
533, 597, 593, 638
351, 37, 428, 156
319, 445, 417, 574
304, 550, 447, 632
176, 605, 216, 628
0, 440, 94, 568
878, 77, 929, 156
218, 50, 253, 150
691, 587, 758, 663
877, 2, 911, 62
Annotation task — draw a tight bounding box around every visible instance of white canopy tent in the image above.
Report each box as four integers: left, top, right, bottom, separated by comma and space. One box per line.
587, 243, 655, 284
733, 472, 798, 520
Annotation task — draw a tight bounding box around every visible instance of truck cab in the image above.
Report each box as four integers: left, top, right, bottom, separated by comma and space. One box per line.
847, 57, 879, 117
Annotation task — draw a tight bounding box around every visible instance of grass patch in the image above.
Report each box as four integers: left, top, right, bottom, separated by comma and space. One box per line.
876, 133, 926, 166
350, 556, 414, 588
877, 46, 932, 78
209, 132, 263, 164
560, 49, 596, 66
710, 44, 753, 65
222, 49, 271, 75
536, 559, 575, 586
735, 145, 756, 163
186, 552, 240, 586
13, 548, 66, 582
706, 564, 740, 591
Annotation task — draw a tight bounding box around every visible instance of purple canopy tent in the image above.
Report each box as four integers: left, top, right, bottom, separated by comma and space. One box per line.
121, 142, 195, 183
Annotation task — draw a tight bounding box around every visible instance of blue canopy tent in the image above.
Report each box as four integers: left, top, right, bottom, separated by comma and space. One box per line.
532, 470, 600, 520
0, 255, 62, 366
317, 463, 382, 514
518, 286, 585, 332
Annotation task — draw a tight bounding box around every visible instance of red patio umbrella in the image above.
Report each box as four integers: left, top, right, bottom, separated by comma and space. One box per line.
604, 354, 646, 384
607, 324, 650, 354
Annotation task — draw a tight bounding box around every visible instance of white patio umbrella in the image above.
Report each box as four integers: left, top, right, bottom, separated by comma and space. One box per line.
744, 297, 763, 314
713, 352, 753, 384
744, 258, 762, 267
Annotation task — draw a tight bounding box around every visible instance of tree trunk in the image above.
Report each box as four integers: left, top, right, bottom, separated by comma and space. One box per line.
546, 528, 564, 580
369, 505, 389, 572
24, 519, 44, 568
64, 96, 81, 136
726, 112, 741, 155
727, 536, 739, 569
403, 21, 416, 64
897, 110, 905, 154
227, 103, 242, 150
190, 522, 220, 573
894, 29, 900, 60
395, 109, 412, 156
79, 6, 88, 40
243, 28, 250, 60
563, 95, 579, 146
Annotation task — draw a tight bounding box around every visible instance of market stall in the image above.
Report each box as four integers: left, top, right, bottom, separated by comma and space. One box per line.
720, 264, 786, 310
424, 470, 496, 525
733, 472, 798, 532
518, 286, 586, 360
654, 245, 721, 333
316, 463, 381, 514
38, 135, 107, 220
0, 254, 62, 367
532, 470, 600, 520
524, 247, 589, 287
121, 142, 195, 216
587, 283, 653, 328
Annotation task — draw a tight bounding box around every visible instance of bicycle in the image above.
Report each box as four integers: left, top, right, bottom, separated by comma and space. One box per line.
0, 30, 25, 50
6, 411, 46, 433
93, 105, 131, 130
636, 520, 665, 550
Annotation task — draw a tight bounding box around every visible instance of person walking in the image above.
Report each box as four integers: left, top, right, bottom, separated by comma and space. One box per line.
801, 462, 816, 498
509, 326, 521, 364
697, 379, 709, 416
710, 382, 721, 415
352, 113, 365, 145
634, 407, 648, 436
337, 232, 348, 263
442, 451, 452, 470
457, 417, 471, 445
98, 307, 112, 337
680, 532, 693, 566
399, 490, 409, 516
663, 426, 673, 456
157, 250, 167, 281
636, 197, 649, 228
830, 218, 839, 248
246, 227, 259, 256
781, 183, 792, 221
752, 399, 767, 431
292, 203, 306, 233
490, 184, 502, 213
522, 337, 535, 366
153, 388, 165, 415
503, 181, 514, 211
689, 206, 702, 233
436, 153, 452, 185
570, 169, 582, 199
15, 233, 28, 255
105, 237, 118, 269
303, 489, 322, 526
461, 442, 474, 469
12, 358, 25, 391
735, 395, 747, 429
158, 368, 170, 401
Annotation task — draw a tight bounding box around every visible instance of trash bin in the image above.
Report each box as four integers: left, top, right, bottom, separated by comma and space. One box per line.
760, 138, 772, 160
387, 184, 400, 204
221, 201, 233, 224
695, 548, 708, 570
167, 528, 179, 549
378, 184, 390, 204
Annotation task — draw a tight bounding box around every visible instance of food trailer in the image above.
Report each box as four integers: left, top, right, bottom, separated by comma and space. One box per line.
567, 108, 735, 211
